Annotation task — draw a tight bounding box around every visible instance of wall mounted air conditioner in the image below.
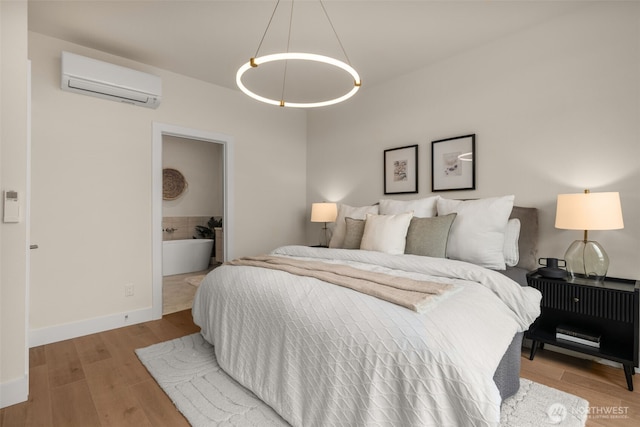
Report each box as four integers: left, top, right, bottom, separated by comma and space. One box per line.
61, 51, 162, 108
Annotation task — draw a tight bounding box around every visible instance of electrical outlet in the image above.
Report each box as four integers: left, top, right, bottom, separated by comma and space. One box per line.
125, 284, 134, 297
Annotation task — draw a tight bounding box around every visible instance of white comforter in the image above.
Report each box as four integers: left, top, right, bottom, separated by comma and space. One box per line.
193, 246, 541, 427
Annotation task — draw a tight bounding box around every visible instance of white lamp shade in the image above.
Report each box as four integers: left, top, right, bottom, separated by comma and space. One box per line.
555, 191, 624, 230
311, 202, 337, 223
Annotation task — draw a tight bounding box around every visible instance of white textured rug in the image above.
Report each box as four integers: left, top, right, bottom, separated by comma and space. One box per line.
136, 333, 588, 427
185, 275, 206, 287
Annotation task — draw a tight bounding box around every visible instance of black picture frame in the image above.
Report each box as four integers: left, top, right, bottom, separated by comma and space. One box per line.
383, 144, 418, 194
431, 134, 476, 192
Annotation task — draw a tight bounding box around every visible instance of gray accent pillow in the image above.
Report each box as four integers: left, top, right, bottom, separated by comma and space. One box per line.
405, 213, 457, 258
342, 217, 366, 249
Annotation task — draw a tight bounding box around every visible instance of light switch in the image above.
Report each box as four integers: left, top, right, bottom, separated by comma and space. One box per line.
4, 190, 20, 223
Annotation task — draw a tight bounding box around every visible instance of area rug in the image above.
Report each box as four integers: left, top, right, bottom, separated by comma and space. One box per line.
185, 275, 206, 287
136, 334, 589, 427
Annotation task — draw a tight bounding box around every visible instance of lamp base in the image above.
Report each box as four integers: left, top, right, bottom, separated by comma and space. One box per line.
564, 239, 609, 282
318, 224, 329, 247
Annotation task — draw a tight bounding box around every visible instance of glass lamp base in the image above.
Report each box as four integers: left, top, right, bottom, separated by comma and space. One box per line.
564, 240, 609, 282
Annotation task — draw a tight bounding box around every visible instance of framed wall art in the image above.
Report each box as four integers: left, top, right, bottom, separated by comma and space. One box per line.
431, 134, 476, 192
384, 144, 418, 194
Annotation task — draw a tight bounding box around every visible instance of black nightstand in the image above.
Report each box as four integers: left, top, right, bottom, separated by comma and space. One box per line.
526, 271, 639, 391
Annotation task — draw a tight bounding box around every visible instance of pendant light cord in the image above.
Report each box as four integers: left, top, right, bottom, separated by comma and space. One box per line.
253, 0, 281, 58
319, 0, 352, 66
280, 0, 295, 104
254, 0, 352, 65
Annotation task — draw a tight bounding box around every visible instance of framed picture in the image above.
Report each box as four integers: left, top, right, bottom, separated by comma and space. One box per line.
384, 144, 418, 194
431, 134, 476, 192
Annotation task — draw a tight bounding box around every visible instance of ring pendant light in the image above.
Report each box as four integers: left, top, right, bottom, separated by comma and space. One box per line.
236, 0, 361, 108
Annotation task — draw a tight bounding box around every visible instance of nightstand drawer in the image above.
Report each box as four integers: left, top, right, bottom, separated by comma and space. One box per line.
531, 279, 634, 323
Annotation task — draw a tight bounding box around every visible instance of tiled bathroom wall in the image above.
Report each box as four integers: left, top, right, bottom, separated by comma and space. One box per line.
162, 216, 213, 241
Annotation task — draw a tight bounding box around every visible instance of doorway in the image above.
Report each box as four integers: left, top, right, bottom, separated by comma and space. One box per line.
162, 135, 222, 314
152, 123, 234, 320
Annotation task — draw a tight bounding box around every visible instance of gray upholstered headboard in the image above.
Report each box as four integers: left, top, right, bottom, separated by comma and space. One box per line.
509, 206, 539, 271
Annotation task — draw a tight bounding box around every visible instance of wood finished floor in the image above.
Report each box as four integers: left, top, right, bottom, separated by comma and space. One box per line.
1, 310, 638, 426
162, 265, 217, 315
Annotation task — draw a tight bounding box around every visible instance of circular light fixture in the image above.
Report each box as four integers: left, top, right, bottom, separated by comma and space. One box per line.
236, 52, 361, 108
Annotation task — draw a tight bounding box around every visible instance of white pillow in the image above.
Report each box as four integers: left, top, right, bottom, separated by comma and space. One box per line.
378, 196, 440, 218
504, 218, 521, 267
329, 204, 379, 248
436, 195, 515, 270
360, 212, 413, 255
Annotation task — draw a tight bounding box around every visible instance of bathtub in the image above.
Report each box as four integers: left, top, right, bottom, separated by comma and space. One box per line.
162, 239, 214, 276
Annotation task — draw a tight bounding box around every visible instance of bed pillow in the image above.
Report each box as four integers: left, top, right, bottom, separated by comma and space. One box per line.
503, 218, 521, 267
436, 195, 515, 270
379, 196, 440, 218
329, 204, 379, 248
509, 206, 539, 271
360, 212, 413, 254
405, 213, 457, 258
342, 218, 366, 249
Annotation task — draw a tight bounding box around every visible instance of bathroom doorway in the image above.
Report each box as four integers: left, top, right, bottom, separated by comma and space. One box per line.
152, 123, 234, 319
161, 135, 223, 314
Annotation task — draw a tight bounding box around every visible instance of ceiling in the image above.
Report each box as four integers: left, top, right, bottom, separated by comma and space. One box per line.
28, 0, 586, 105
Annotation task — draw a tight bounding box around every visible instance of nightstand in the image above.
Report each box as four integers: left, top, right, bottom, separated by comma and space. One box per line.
526, 271, 639, 391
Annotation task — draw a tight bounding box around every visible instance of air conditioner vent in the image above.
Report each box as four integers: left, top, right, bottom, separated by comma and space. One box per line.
61, 51, 161, 109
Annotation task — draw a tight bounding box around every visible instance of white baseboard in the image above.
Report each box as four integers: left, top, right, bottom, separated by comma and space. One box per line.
29, 307, 153, 347
0, 375, 28, 409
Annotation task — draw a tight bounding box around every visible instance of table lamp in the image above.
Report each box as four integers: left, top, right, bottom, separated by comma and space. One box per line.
311, 202, 337, 247
555, 190, 624, 281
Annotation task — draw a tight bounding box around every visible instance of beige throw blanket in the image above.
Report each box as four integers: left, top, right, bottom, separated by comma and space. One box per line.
227, 255, 453, 313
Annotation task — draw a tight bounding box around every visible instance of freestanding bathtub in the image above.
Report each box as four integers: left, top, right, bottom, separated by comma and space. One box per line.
163, 239, 214, 276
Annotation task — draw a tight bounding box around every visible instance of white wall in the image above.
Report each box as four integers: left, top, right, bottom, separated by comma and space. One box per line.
0, 0, 29, 407
162, 135, 224, 218
307, 2, 640, 280
28, 32, 307, 335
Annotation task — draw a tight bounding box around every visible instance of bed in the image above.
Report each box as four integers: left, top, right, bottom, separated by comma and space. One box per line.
193, 195, 542, 427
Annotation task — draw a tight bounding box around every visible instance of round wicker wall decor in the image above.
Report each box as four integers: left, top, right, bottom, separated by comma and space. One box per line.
163, 168, 188, 200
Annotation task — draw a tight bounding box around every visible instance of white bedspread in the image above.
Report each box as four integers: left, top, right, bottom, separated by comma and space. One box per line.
193, 246, 541, 427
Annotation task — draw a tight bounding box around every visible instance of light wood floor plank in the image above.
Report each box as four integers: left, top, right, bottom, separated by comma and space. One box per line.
91, 384, 153, 427
130, 379, 191, 427
29, 346, 46, 369
45, 339, 85, 388
521, 356, 565, 381
97, 329, 158, 388
50, 380, 101, 427
73, 333, 112, 366
83, 358, 132, 396
0, 402, 27, 427
144, 316, 192, 343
